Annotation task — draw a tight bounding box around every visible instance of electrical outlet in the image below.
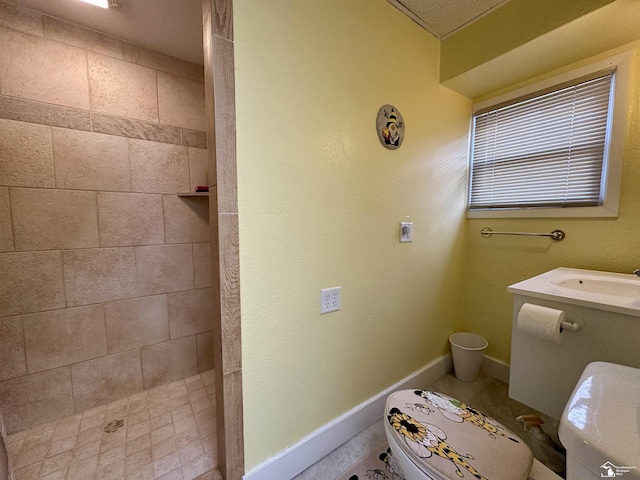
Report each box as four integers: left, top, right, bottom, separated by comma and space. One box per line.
321, 287, 341, 314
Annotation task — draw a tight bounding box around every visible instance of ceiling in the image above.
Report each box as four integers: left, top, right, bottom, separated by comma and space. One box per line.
13, 0, 203, 64
388, 0, 511, 38
11, 0, 511, 65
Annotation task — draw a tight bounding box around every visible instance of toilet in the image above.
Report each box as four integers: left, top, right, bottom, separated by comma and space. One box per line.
384, 389, 533, 480
384, 361, 640, 480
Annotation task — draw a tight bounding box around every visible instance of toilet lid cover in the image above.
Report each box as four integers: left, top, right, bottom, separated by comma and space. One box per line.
385, 390, 533, 480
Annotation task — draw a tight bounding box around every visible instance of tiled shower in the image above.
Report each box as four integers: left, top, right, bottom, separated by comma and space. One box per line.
0, 1, 218, 478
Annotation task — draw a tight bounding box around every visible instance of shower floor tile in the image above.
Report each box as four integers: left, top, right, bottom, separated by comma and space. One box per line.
7, 371, 221, 480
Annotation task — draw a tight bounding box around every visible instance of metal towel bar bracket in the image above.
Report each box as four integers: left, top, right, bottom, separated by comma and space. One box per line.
481, 227, 566, 241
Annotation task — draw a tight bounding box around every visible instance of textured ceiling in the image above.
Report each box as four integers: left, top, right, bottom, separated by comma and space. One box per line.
12, 0, 203, 64
11, 0, 512, 65
388, 0, 512, 38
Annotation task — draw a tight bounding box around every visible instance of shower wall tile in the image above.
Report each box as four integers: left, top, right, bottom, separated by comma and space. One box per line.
91, 113, 181, 145
135, 244, 194, 295
168, 288, 214, 339
163, 195, 210, 244
129, 140, 190, 194
182, 129, 208, 149
0, 27, 89, 110
104, 295, 170, 354
141, 337, 197, 389
97, 193, 164, 247
0, 96, 91, 131
88, 53, 158, 122
0, 119, 54, 188
0, 1, 42, 36
211, 37, 237, 214
0, 251, 65, 317
71, 350, 143, 412
11, 188, 99, 251
218, 214, 241, 374
42, 16, 123, 59
52, 128, 130, 192
0, 316, 26, 381
196, 332, 214, 373
193, 243, 212, 289
189, 147, 209, 191
63, 247, 137, 306
23, 305, 107, 373
158, 72, 206, 131
0, 188, 13, 252
0, 367, 73, 433
122, 43, 204, 83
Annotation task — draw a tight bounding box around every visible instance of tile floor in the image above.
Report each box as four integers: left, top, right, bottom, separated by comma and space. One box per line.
292, 372, 560, 480
6, 370, 559, 480
6, 371, 221, 480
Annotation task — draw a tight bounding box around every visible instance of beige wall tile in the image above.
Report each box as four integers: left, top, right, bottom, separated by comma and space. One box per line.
218, 214, 240, 374
98, 193, 164, 247
0, 119, 54, 188
181, 129, 207, 149
104, 295, 169, 354
0, 251, 65, 316
141, 337, 197, 389
0, 188, 13, 252
129, 140, 190, 194
220, 369, 243, 480
71, 350, 143, 412
193, 243, 211, 288
135, 244, 194, 296
23, 305, 107, 373
122, 43, 204, 83
0, 367, 73, 433
189, 148, 209, 191
42, 16, 122, 58
0, 26, 89, 109
0, 95, 91, 131
196, 332, 214, 373
168, 288, 213, 339
91, 113, 181, 145
0, 316, 26, 381
163, 195, 209, 244
52, 128, 130, 192
158, 72, 206, 131
11, 188, 99, 251
88, 53, 158, 122
0, 1, 42, 36
63, 247, 137, 307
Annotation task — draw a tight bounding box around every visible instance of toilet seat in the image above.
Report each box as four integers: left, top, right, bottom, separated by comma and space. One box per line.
384, 389, 533, 480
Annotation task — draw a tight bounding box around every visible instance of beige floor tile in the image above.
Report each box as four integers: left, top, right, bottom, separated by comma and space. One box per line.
126, 434, 151, 458
150, 425, 174, 446
67, 453, 99, 479
153, 451, 180, 478
39, 450, 74, 476
13, 460, 41, 480
151, 437, 176, 461
126, 447, 152, 472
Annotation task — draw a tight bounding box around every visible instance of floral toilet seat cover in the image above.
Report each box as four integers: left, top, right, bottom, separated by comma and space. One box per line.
385, 390, 533, 480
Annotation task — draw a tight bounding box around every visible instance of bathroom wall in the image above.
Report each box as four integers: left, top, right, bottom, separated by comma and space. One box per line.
0, 1, 213, 434
235, 0, 471, 469
456, 34, 640, 360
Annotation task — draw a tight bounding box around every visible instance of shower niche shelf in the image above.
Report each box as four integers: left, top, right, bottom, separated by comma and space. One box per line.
177, 192, 209, 197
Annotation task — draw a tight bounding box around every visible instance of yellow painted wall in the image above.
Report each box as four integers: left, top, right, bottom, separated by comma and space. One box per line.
234, 0, 471, 469
458, 41, 640, 363
440, 0, 615, 82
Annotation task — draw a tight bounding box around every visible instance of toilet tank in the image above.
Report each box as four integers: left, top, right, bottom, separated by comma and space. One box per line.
559, 362, 640, 480
507, 268, 640, 419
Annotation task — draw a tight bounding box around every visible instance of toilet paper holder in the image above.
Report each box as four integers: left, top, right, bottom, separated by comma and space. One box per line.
560, 321, 579, 332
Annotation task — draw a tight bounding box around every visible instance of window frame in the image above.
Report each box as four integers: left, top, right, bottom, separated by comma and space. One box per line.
466, 52, 631, 219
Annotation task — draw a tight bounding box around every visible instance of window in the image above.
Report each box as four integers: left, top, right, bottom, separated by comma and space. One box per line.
467, 53, 630, 218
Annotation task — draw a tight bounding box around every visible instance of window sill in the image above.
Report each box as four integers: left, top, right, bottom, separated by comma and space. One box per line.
466, 203, 619, 219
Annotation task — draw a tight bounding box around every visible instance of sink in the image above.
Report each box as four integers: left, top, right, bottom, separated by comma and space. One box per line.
508, 267, 640, 317
551, 274, 640, 298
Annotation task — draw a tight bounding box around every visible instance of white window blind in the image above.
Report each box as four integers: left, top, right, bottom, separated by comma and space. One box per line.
469, 71, 614, 210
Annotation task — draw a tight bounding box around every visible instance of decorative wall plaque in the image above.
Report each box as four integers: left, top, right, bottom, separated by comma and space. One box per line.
376, 105, 404, 150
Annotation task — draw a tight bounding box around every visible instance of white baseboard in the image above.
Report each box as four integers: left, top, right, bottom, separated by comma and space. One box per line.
481, 354, 510, 384
243, 354, 453, 480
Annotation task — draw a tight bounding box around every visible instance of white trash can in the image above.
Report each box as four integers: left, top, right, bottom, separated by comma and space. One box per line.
449, 332, 488, 382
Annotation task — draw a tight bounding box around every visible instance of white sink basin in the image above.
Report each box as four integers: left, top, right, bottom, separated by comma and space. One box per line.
508, 267, 640, 317
551, 274, 640, 298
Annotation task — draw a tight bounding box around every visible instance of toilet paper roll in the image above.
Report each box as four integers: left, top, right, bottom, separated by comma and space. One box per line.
517, 303, 565, 344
